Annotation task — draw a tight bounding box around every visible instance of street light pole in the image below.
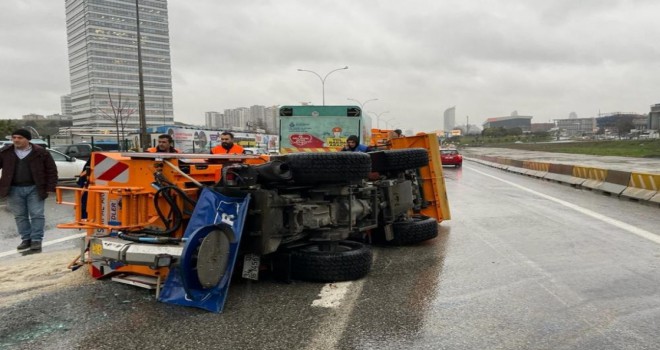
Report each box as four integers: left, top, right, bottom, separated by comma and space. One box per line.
369, 110, 390, 129
382, 117, 395, 129
135, 0, 148, 150
297, 66, 349, 105
347, 98, 378, 111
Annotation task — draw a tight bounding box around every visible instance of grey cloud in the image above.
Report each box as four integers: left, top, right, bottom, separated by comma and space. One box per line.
2, 0, 660, 131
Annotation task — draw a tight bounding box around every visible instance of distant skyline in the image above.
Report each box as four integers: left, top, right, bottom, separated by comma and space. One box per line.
1, 0, 660, 132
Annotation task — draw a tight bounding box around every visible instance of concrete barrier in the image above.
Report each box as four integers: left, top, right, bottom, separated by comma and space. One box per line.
544, 164, 584, 185
493, 157, 509, 170
465, 152, 658, 205
523, 161, 549, 178
621, 172, 660, 203
597, 169, 631, 196
573, 166, 607, 191
506, 159, 526, 174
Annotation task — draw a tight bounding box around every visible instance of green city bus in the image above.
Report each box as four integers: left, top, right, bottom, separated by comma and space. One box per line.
278, 105, 372, 153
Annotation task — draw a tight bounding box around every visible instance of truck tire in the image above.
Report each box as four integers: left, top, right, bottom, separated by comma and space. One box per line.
290, 241, 373, 282
389, 215, 438, 245
373, 149, 428, 172
286, 152, 371, 184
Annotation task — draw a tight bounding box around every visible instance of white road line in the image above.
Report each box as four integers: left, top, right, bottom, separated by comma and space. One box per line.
305, 279, 365, 350
305, 250, 377, 350
0, 233, 85, 259
311, 282, 351, 308
470, 166, 660, 245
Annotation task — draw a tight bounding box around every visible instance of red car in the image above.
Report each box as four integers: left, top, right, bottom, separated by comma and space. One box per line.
440, 149, 463, 167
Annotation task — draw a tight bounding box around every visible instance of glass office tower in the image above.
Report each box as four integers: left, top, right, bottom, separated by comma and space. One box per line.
65, 0, 173, 128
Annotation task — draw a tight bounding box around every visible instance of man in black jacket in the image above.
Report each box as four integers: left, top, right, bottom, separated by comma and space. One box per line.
0, 129, 57, 252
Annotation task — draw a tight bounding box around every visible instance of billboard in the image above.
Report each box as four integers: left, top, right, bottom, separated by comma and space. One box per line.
146, 126, 278, 153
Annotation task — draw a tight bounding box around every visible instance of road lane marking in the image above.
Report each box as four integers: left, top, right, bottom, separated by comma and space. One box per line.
306, 279, 364, 350
470, 167, 660, 245
312, 282, 351, 308
0, 233, 85, 259
305, 250, 377, 350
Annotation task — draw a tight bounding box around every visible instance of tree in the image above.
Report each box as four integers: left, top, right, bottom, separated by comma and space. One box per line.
482, 127, 508, 138
0, 120, 15, 140
96, 89, 135, 151
615, 119, 634, 139
506, 127, 523, 136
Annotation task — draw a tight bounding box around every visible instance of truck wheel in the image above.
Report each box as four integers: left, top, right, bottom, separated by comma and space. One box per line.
373, 149, 429, 172
286, 152, 371, 184
290, 241, 373, 282
389, 215, 438, 245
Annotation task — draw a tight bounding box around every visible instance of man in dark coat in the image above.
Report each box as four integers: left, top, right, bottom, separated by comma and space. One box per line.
0, 129, 58, 252
341, 135, 369, 152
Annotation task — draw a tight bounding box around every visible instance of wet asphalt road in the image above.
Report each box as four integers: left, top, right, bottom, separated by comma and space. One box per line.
1, 162, 659, 349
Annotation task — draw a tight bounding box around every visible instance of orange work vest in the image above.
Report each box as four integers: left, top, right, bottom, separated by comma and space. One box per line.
211, 144, 244, 154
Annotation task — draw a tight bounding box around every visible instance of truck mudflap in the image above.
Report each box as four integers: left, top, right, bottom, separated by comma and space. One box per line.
158, 188, 251, 313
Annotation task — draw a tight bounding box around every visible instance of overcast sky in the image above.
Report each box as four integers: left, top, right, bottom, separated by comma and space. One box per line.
1, 0, 659, 132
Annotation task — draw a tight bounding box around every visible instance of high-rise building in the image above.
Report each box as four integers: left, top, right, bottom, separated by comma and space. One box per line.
650, 104, 660, 130
443, 106, 455, 132
61, 94, 72, 118
249, 105, 266, 129
205, 111, 222, 129
64, 0, 174, 129
264, 105, 279, 134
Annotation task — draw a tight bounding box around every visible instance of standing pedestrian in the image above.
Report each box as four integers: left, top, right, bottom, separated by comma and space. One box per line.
147, 134, 181, 153
211, 132, 245, 154
0, 129, 58, 252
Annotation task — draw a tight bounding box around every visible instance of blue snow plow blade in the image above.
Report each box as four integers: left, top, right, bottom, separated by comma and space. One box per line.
158, 188, 251, 313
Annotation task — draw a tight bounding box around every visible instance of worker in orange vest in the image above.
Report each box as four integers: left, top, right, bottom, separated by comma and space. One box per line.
147, 134, 181, 153
211, 132, 245, 154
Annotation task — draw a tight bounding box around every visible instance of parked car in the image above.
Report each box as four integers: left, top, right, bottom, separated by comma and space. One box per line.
53, 143, 102, 161
47, 148, 87, 181
440, 148, 463, 167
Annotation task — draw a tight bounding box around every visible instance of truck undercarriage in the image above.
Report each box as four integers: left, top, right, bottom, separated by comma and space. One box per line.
56, 133, 450, 312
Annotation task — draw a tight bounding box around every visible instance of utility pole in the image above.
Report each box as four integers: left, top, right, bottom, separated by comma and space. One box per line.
136, 0, 148, 150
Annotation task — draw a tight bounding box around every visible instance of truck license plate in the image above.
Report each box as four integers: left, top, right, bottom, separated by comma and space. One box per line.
242, 254, 260, 280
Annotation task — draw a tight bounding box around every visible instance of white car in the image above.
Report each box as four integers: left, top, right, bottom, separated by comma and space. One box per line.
48, 148, 87, 181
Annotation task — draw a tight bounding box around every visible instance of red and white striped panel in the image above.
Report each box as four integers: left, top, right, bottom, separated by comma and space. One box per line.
93, 153, 129, 183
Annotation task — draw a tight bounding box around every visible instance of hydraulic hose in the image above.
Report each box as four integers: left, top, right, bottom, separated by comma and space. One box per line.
127, 186, 198, 239
123, 170, 201, 243
118, 232, 182, 244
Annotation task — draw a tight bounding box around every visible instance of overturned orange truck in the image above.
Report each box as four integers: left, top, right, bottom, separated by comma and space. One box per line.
56, 105, 450, 312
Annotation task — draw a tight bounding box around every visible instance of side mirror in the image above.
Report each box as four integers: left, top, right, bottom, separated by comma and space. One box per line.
69, 156, 77, 162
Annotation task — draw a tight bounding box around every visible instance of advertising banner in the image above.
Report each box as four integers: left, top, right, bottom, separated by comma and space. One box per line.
279, 116, 360, 151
